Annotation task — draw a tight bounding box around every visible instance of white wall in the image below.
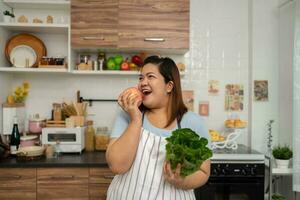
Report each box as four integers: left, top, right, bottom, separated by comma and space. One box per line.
279, 0, 295, 147
251, 0, 280, 153
0, 74, 12, 137
187, 0, 250, 145
0, 1, 13, 137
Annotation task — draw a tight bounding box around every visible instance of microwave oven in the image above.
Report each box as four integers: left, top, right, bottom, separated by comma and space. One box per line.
42, 127, 85, 153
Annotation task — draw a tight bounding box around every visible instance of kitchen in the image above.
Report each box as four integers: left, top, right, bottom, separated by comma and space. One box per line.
0, 0, 299, 200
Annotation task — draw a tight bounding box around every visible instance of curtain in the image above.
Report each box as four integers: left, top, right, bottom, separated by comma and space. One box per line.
293, 0, 300, 192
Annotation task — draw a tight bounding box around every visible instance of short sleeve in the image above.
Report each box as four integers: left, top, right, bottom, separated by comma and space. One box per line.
110, 110, 130, 138
181, 112, 211, 148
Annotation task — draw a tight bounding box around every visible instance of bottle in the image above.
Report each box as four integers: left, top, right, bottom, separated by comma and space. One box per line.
85, 121, 95, 151
10, 116, 21, 153
97, 52, 106, 71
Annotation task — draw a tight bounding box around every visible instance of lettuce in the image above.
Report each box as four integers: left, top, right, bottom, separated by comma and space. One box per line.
165, 128, 213, 177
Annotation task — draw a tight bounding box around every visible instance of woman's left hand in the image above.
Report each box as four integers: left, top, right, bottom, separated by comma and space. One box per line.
163, 162, 186, 189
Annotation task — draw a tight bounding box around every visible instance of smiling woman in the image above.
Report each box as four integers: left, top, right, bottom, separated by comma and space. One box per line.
105, 55, 211, 200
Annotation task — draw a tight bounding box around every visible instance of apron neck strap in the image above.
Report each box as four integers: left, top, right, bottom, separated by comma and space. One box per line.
142, 112, 181, 129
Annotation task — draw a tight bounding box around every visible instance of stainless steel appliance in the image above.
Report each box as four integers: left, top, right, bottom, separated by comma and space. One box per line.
194, 145, 265, 200
42, 127, 85, 153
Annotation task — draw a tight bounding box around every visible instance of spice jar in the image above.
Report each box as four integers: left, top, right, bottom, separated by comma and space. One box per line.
53, 103, 62, 121
85, 121, 95, 151
48, 57, 56, 65
95, 126, 109, 151
40, 56, 48, 65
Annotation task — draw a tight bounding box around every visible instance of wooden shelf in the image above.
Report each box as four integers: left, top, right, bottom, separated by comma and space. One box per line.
0, 22, 69, 34
72, 70, 186, 76
0, 67, 68, 73
72, 70, 139, 75
3, 0, 70, 10
0, 67, 186, 75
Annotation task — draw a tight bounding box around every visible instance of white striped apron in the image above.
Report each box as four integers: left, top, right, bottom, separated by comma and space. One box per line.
107, 119, 196, 200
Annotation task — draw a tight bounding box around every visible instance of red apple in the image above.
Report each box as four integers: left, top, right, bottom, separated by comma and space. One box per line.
122, 87, 143, 106
131, 55, 142, 66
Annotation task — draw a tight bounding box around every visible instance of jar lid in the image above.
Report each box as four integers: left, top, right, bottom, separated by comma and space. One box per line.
30, 113, 45, 122
30, 117, 45, 122
21, 135, 38, 141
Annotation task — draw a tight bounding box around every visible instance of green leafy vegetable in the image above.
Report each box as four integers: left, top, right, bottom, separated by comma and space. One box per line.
165, 128, 213, 177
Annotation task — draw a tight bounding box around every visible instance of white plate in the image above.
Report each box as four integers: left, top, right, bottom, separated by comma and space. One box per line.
9, 45, 37, 68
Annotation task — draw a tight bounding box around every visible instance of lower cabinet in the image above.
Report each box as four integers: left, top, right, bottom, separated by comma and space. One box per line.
89, 168, 114, 200
37, 168, 89, 200
0, 168, 36, 200
0, 167, 114, 200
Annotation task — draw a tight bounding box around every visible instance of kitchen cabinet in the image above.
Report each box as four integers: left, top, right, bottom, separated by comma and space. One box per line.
0, 167, 114, 200
71, 0, 119, 48
89, 167, 114, 200
71, 0, 189, 51
118, 0, 190, 51
37, 168, 89, 200
0, 168, 36, 200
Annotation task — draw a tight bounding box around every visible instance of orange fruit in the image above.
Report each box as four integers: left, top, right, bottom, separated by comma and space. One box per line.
7, 95, 14, 104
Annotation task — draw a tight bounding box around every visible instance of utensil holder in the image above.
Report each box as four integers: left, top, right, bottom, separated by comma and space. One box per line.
70, 116, 85, 127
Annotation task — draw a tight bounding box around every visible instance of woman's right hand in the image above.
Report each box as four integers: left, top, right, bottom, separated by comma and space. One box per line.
118, 88, 143, 122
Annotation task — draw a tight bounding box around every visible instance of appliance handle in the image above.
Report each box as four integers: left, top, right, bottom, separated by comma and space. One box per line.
207, 181, 263, 186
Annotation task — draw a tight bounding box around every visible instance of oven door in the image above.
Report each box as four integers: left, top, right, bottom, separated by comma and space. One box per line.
194, 177, 264, 200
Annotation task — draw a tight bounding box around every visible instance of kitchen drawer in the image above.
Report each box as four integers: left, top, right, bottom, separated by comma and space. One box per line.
89, 167, 114, 200
0, 168, 36, 200
37, 168, 89, 200
89, 183, 110, 200
89, 167, 114, 184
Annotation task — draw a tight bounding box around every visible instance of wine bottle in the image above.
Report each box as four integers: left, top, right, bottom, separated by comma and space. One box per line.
10, 116, 20, 153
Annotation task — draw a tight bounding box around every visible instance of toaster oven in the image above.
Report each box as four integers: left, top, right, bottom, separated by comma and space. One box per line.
42, 127, 85, 153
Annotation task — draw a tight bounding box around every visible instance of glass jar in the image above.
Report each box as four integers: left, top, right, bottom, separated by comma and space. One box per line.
85, 121, 95, 151
95, 126, 109, 151
55, 57, 64, 65
80, 54, 91, 64
40, 56, 48, 65
48, 57, 56, 65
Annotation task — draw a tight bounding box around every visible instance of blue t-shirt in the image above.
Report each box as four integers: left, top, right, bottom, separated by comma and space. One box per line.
111, 110, 211, 145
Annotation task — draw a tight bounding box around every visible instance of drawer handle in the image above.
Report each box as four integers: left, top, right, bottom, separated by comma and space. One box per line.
50, 175, 75, 179
144, 38, 165, 42
0, 175, 21, 180
103, 174, 114, 179
81, 36, 105, 40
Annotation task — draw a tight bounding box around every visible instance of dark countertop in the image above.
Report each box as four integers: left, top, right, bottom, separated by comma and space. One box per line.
0, 151, 108, 168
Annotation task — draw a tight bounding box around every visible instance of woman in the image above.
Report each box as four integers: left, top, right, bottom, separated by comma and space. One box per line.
106, 55, 211, 200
